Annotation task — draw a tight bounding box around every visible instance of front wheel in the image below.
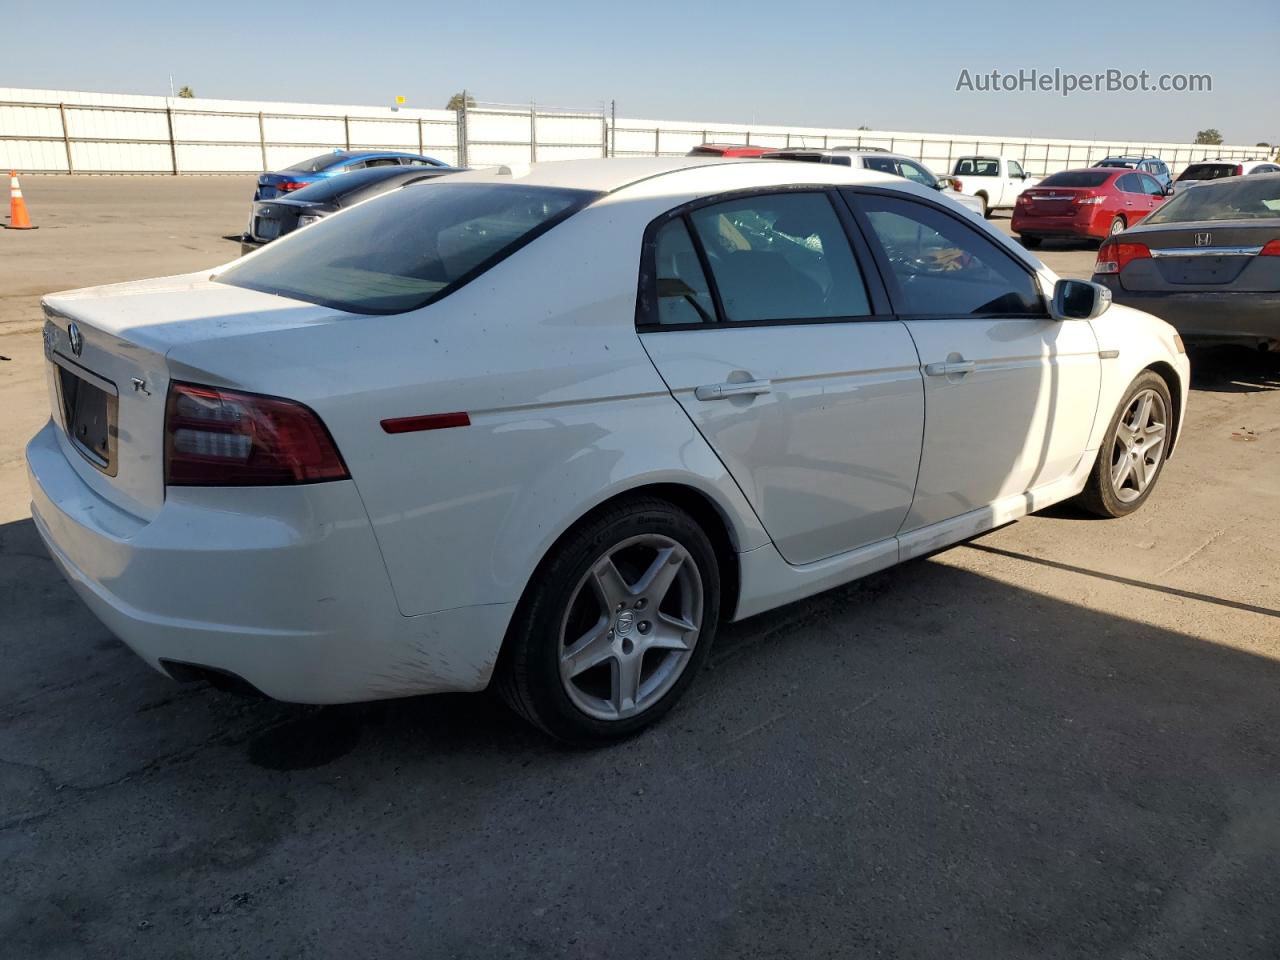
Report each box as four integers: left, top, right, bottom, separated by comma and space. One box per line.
1078, 372, 1173, 518
496, 497, 720, 742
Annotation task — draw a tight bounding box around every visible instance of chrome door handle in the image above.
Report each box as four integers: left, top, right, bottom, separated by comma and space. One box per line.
924, 360, 976, 377
694, 378, 772, 401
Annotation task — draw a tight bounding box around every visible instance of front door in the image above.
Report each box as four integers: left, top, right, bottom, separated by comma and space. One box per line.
637, 190, 925, 566
846, 190, 1101, 533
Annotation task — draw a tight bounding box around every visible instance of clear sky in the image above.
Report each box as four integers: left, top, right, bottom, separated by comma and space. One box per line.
7, 0, 1278, 145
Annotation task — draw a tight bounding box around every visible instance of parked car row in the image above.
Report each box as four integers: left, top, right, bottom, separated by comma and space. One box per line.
32, 156, 1190, 741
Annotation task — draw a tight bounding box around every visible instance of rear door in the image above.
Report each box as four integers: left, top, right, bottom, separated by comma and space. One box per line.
638, 189, 925, 566
845, 190, 1100, 537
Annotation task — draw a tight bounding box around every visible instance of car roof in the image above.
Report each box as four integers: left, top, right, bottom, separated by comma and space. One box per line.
416, 156, 905, 195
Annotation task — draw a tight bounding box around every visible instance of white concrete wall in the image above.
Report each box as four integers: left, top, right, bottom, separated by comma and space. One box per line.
0, 86, 1269, 176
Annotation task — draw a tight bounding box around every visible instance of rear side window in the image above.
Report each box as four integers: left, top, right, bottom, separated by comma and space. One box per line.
363, 157, 401, 168
864, 156, 898, 175
1116, 173, 1144, 194
653, 220, 716, 325
218, 183, 598, 314
686, 192, 871, 323
1040, 171, 1111, 188
852, 193, 1044, 318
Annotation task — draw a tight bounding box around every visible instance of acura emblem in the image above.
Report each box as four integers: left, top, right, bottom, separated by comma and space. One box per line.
615, 610, 635, 636
1194, 232, 1212, 246
67, 321, 84, 358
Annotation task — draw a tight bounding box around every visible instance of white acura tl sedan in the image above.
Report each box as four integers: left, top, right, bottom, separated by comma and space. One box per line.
28, 157, 1189, 741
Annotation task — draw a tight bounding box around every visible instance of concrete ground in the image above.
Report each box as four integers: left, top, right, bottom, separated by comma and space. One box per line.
1, 177, 1278, 959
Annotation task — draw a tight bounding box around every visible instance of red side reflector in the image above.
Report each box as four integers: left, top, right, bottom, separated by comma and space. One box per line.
381, 412, 471, 434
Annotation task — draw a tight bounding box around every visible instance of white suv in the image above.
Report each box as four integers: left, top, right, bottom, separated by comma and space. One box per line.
764, 148, 986, 216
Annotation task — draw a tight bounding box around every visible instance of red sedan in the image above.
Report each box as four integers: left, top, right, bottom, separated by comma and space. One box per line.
1012, 168, 1171, 247
687, 143, 774, 158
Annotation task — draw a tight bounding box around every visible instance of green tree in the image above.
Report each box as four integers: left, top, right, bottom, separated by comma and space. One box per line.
446, 91, 476, 111
177, 86, 195, 99
1194, 128, 1223, 145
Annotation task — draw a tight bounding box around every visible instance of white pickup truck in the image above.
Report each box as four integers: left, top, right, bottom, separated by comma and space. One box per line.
950, 155, 1039, 218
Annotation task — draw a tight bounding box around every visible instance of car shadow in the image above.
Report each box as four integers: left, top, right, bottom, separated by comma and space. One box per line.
1189, 345, 1280, 394
4, 513, 1279, 957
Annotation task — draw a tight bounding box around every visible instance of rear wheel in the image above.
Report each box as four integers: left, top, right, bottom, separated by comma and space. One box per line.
497, 497, 720, 743
1108, 215, 1126, 236
976, 193, 990, 218
1078, 372, 1173, 518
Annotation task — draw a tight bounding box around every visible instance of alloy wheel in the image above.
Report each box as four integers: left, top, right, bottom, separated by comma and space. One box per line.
558, 534, 703, 721
1110, 388, 1167, 503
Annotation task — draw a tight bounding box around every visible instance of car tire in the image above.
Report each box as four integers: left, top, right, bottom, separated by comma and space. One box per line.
976, 193, 990, 218
496, 497, 720, 743
1020, 235, 1042, 249
1077, 371, 1173, 518
1109, 216, 1126, 236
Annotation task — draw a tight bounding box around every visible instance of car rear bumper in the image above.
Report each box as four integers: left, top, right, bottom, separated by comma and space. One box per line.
1092, 281, 1280, 342
1012, 211, 1107, 239
26, 420, 512, 703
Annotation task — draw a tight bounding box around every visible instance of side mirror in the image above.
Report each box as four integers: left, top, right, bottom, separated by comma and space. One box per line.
1164, 184, 1175, 195
1050, 278, 1112, 321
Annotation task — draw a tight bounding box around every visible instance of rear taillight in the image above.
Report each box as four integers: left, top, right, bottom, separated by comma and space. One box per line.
278, 180, 308, 192
1076, 195, 1105, 205
1016, 193, 1032, 205
1260, 239, 1280, 256
952, 178, 963, 191
164, 382, 349, 487
1095, 240, 1152, 275
1234, 165, 1244, 176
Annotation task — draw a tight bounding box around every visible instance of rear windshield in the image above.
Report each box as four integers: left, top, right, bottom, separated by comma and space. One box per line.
218, 182, 598, 314
953, 158, 998, 176
1095, 160, 1138, 168
1039, 171, 1110, 188
1144, 176, 1280, 224
284, 166, 418, 202
1175, 163, 1239, 182
284, 152, 347, 173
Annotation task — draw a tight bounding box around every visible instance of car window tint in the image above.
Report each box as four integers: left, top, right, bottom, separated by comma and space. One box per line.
653, 219, 716, 325
853, 193, 1043, 317
864, 156, 897, 175
688, 193, 871, 322
1116, 174, 1143, 194
364, 158, 401, 168
1139, 175, 1164, 196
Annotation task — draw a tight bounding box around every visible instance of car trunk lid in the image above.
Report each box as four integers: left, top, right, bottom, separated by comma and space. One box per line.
41, 273, 351, 521
1021, 187, 1090, 216
1119, 222, 1280, 291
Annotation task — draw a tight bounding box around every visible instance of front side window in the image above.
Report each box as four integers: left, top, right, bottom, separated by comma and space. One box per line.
686, 192, 871, 322
1138, 174, 1165, 196
218, 183, 598, 314
896, 159, 937, 187
1008, 160, 1026, 179
852, 193, 1044, 318
652, 219, 716, 325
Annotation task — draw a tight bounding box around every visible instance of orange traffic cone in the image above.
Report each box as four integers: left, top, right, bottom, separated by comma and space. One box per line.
6, 171, 36, 229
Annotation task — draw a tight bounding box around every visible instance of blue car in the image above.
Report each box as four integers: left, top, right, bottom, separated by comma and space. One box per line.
254, 150, 447, 200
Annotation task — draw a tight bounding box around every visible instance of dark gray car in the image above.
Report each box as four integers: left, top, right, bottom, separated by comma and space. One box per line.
241, 164, 461, 255
1092, 173, 1280, 348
